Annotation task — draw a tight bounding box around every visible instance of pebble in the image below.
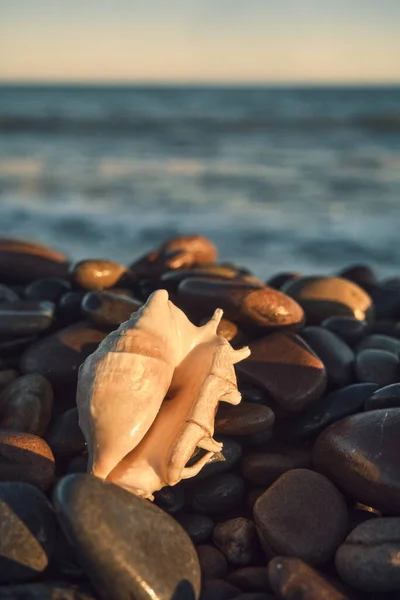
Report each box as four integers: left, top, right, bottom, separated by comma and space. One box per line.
185, 438, 242, 482
0, 336, 37, 359
356, 333, 400, 355
281, 275, 373, 324
71, 259, 135, 291
370, 284, 400, 320
24, 277, 72, 302
153, 484, 185, 514
242, 450, 310, 487
227, 567, 271, 593
0, 300, 55, 336
354, 349, 399, 386
20, 322, 107, 390
253, 469, 348, 565
54, 473, 201, 600
196, 545, 228, 579
0, 431, 55, 490
339, 263, 377, 290
215, 403, 275, 436
175, 513, 214, 544
213, 517, 259, 566
0, 238, 69, 283
281, 383, 378, 441
45, 407, 86, 460
268, 556, 350, 600
66, 454, 88, 474
178, 279, 304, 331
160, 267, 244, 293
0, 374, 53, 436
236, 333, 326, 413
0, 284, 19, 304
189, 473, 245, 515
81, 290, 142, 328
216, 318, 248, 347
365, 383, 400, 410
239, 387, 267, 405
0, 582, 97, 599
300, 326, 355, 388
199, 579, 241, 600
58, 291, 87, 323
0, 481, 57, 583
335, 517, 400, 592
321, 315, 367, 346
313, 408, 400, 513
0, 369, 18, 392
267, 272, 301, 290
234, 595, 276, 600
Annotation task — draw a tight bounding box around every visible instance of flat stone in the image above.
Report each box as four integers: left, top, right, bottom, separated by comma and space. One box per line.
24, 277, 72, 302
175, 513, 214, 544
0, 284, 19, 304
81, 291, 142, 328
268, 557, 351, 600
356, 333, 400, 355
242, 449, 310, 486
365, 383, 400, 410
313, 409, 400, 513
321, 315, 367, 346
213, 518, 259, 566
215, 403, 274, 436
45, 407, 85, 460
178, 279, 304, 331
199, 579, 241, 600
0, 582, 97, 599
281, 275, 373, 324
196, 545, 228, 579
0, 374, 53, 436
236, 333, 326, 413
71, 259, 135, 291
0, 431, 55, 490
253, 469, 348, 565
301, 326, 355, 388
0, 239, 69, 284
0, 482, 57, 583
355, 349, 399, 386
189, 473, 245, 515
0, 301, 55, 336
54, 474, 201, 600
335, 517, 400, 592
20, 322, 107, 390
0, 369, 18, 392
227, 567, 271, 593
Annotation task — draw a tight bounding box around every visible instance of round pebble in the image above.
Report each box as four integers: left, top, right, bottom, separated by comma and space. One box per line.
339, 264, 377, 289
45, 407, 86, 460
227, 567, 271, 593
71, 259, 135, 291
24, 277, 72, 302
321, 315, 367, 346
0, 238, 69, 283
189, 473, 245, 515
356, 333, 400, 355
242, 450, 310, 487
153, 484, 185, 514
213, 517, 259, 566
175, 513, 214, 544
215, 402, 275, 436
0, 374, 53, 436
355, 348, 399, 386
81, 290, 142, 328
0, 431, 55, 490
0, 301, 55, 336
365, 383, 400, 410
196, 545, 228, 579
58, 291, 87, 323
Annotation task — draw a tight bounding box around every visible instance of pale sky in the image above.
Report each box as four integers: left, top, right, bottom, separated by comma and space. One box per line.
1, 0, 399, 84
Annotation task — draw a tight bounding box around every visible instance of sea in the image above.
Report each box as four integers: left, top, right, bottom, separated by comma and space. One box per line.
0, 85, 399, 280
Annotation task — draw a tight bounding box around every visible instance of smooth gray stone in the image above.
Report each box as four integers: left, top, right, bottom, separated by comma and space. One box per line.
355, 349, 399, 387
54, 474, 201, 600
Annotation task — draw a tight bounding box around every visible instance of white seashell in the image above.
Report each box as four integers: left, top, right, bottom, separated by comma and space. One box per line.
76, 289, 250, 499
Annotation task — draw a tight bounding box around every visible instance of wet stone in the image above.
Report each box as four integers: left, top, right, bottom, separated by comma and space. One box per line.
24, 277, 72, 302
0, 431, 55, 491
239, 387, 267, 405
213, 517, 259, 566
339, 264, 377, 290
215, 402, 275, 436
268, 557, 350, 600
321, 316, 367, 347
301, 326, 355, 388
0, 238, 69, 284
199, 579, 241, 600
0, 284, 19, 304
196, 545, 228, 579
153, 484, 185, 514
335, 517, 400, 593
236, 333, 326, 413
266, 272, 301, 290
189, 473, 245, 515
365, 383, 400, 411
0, 369, 18, 392
216, 318, 247, 346
175, 513, 214, 544
370, 318, 400, 337
281, 275, 373, 324
0, 481, 57, 583
253, 469, 348, 565
313, 408, 400, 514
54, 474, 201, 600
0, 374, 53, 436
71, 259, 135, 291
370, 284, 400, 320
240, 427, 273, 450
45, 407, 86, 460
0, 582, 97, 600
81, 290, 142, 328
58, 291, 87, 324
356, 333, 400, 355
242, 450, 310, 487
227, 567, 271, 593
355, 349, 399, 387
0, 301, 55, 336
186, 438, 242, 482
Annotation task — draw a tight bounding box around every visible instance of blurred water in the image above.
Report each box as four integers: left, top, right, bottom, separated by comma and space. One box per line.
0, 85, 399, 278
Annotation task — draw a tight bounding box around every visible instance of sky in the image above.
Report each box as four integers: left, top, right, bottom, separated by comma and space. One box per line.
1, 0, 400, 84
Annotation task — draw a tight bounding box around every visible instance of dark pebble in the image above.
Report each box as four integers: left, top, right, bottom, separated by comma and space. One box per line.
215, 403, 274, 436
313, 408, 400, 513
0, 374, 53, 436
0, 482, 57, 583
227, 567, 271, 593
0, 582, 97, 599
189, 473, 245, 515
0, 284, 19, 304
199, 579, 241, 600
153, 484, 185, 514
0, 238, 69, 284
213, 517, 259, 566
0, 301, 55, 336
355, 349, 399, 387
335, 517, 400, 592
365, 383, 400, 410
356, 333, 400, 355
369, 284, 400, 320
175, 513, 214, 544
58, 291, 87, 323
186, 438, 242, 482
0, 369, 18, 392
54, 474, 200, 600
24, 277, 72, 302
196, 545, 228, 579
242, 449, 310, 487
81, 290, 142, 328
253, 469, 348, 565
0, 335, 37, 359
266, 272, 301, 290
321, 315, 367, 346
71, 259, 135, 291
45, 407, 86, 460
301, 326, 355, 388
66, 454, 88, 474
0, 431, 55, 490
240, 427, 273, 449
370, 318, 400, 337
239, 387, 267, 405
339, 264, 377, 290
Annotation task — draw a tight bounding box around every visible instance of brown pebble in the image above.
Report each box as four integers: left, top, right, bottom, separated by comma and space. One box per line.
213, 518, 259, 566
236, 333, 327, 413
0, 431, 55, 490
0, 238, 69, 283
0, 369, 18, 392
200, 579, 241, 600
71, 259, 135, 291
215, 402, 275, 436
81, 291, 142, 328
0, 374, 53, 436
45, 407, 86, 460
196, 544, 228, 580
242, 450, 309, 487
227, 567, 271, 593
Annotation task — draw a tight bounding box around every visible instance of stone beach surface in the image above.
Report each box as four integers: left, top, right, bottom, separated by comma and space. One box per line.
0, 234, 400, 599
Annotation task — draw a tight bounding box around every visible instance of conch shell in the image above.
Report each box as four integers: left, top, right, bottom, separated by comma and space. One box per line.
76, 289, 250, 499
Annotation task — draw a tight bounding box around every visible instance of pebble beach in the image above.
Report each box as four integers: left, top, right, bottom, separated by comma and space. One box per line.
0, 234, 400, 599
